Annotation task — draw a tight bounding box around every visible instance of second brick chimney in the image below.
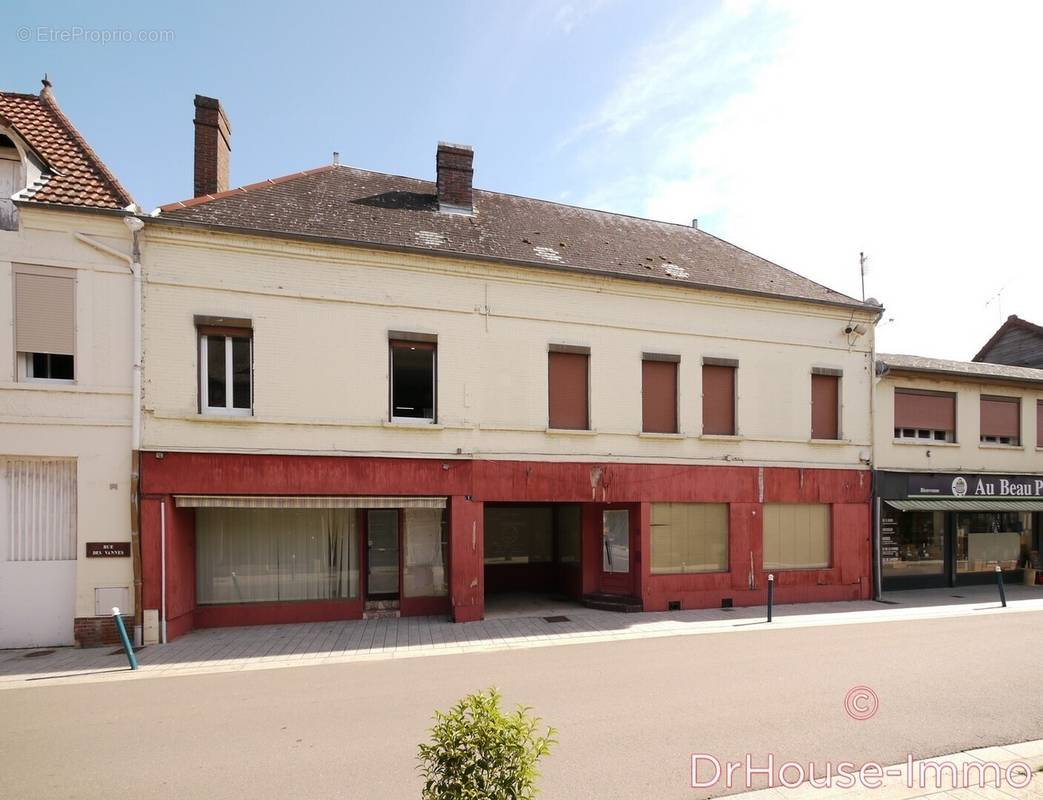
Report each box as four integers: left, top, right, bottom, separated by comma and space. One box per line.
193, 95, 231, 197
436, 142, 474, 214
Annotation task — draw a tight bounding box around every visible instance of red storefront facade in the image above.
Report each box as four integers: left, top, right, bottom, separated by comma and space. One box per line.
139, 451, 872, 641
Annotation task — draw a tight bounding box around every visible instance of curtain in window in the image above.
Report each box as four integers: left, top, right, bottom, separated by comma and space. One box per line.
403, 508, 448, 598
196, 508, 358, 604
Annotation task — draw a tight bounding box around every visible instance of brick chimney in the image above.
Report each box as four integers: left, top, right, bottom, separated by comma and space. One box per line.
193, 95, 231, 197
436, 142, 474, 214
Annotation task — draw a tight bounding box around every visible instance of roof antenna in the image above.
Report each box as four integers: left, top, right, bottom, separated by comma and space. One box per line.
332, 151, 340, 166
859, 251, 868, 302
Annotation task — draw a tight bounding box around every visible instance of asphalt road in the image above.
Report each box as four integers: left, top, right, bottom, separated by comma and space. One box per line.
3, 612, 1043, 800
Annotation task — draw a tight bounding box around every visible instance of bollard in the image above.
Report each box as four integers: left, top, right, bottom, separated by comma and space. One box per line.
767, 573, 775, 623
995, 565, 1007, 608
112, 607, 138, 670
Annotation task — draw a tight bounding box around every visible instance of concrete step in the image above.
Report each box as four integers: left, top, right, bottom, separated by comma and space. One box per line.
363, 609, 401, 620
581, 593, 643, 613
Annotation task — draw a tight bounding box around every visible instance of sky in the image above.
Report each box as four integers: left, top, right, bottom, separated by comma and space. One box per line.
4, 0, 1041, 361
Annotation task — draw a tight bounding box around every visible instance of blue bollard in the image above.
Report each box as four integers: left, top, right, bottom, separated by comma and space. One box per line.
995, 565, 1007, 608
767, 573, 774, 623
112, 607, 138, 670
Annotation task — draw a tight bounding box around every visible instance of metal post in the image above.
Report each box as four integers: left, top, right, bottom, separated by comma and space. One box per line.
767, 574, 774, 623
112, 607, 138, 670
995, 565, 1007, 608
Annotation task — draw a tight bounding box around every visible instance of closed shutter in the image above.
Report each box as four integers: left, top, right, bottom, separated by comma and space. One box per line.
894, 389, 955, 432
1038, 401, 1043, 448
548, 351, 589, 429
7, 459, 77, 561
981, 396, 1020, 439
642, 359, 678, 433
702, 365, 735, 435
15, 265, 75, 355
763, 504, 830, 569
811, 374, 840, 439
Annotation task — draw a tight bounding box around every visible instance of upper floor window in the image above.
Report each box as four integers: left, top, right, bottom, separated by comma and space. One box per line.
1038, 401, 1043, 449
894, 388, 956, 442
548, 345, 589, 430
0, 133, 22, 198
389, 333, 436, 422
811, 369, 841, 440
14, 264, 75, 383
980, 395, 1020, 445
702, 358, 737, 435
642, 354, 678, 434
197, 316, 252, 416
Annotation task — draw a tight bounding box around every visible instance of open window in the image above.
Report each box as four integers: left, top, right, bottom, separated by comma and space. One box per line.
389, 334, 437, 422
15, 264, 75, 383
197, 316, 253, 416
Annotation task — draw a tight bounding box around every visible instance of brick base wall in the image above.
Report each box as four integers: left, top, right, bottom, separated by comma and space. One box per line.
74, 616, 133, 648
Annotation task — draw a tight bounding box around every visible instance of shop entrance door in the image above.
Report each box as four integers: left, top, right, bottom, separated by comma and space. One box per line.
599, 509, 635, 596
366, 509, 400, 600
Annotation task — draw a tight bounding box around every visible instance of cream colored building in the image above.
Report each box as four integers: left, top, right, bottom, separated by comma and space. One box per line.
0, 82, 138, 648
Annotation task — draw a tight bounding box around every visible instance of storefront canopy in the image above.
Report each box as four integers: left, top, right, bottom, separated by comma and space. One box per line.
174, 495, 447, 509
885, 499, 1043, 512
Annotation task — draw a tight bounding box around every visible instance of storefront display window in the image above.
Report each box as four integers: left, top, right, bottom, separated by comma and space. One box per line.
882, 511, 945, 578
955, 512, 1033, 573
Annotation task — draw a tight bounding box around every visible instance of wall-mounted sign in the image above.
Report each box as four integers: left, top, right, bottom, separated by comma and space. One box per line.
86, 542, 130, 558
908, 473, 1043, 498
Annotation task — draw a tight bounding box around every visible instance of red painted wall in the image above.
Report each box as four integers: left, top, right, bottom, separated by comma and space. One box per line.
449, 496, 483, 622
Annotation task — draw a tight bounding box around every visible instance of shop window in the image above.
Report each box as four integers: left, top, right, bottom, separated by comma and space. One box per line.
195, 508, 359, 603
763, 504, 831, 570
650, 503, 729, 574
811, 370, 841, 440
880, 510, 945, 578
702, 359, 736, 435
893, 389, 955, 442
980, 395, 1020, 445
15, 265, 75, 383
642, 355, 678, 433
548, 346, 589, 430
198, 319, 253, 415
956, 512, 1033, 573
390, 335, 436, 422
484, 506, 554, 564
403, 508, 448, 597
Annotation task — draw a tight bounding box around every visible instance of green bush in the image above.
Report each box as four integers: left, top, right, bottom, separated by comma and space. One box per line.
417, 688, 557, 799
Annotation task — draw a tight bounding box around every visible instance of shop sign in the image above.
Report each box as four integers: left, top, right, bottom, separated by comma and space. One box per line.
908, 473, 1043, 498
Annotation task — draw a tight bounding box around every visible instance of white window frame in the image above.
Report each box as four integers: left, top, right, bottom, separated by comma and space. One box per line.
894, 427, 954, 443
199, 332, 252, 417
17, 352, 76, 385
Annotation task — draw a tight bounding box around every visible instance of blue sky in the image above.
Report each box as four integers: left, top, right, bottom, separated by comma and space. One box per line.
5, 1, 1042, 360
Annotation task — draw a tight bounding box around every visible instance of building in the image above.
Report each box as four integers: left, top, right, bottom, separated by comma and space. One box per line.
974, 315, 1043, 369
135, 96, 881, 642
873, 353, 1043, 592
0, 79, 139, 648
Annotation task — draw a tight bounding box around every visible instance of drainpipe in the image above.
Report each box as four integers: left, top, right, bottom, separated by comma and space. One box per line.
160, 498, 167, 644
124, 216, 145, 646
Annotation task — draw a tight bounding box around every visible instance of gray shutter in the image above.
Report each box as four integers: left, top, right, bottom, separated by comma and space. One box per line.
15, 265, 75, 355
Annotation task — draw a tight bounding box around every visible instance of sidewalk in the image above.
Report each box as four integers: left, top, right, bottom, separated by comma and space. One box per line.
725, 738, 1043, 800
2, 583, 1041, 689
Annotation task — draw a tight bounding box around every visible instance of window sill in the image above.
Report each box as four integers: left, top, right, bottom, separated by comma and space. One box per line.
699, 433, 740, 441
891, 439, 959, 447
545, 427, 597, 436
808, 438, 847, 446
383, 420, 443, 430
639, 431, 684, 440
197, 411, 256, 422
978, 442, 1024, 450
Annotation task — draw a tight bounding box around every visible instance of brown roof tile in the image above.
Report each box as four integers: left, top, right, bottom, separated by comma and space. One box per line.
0, 87, 133, 210
157, 165, 871, 310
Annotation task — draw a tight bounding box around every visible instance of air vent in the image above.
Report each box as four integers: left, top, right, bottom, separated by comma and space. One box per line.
720, 597, 733, 609
668, 600, 681, 611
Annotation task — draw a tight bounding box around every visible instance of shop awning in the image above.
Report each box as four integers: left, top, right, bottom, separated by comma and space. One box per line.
174, 495, 447, 510
885, 499, 1043, 512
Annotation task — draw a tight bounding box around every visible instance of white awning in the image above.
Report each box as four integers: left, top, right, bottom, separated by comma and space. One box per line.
886, 499, 1043, 512
174, 495, 447, 510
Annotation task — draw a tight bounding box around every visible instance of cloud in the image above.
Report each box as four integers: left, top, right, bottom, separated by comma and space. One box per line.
564, 0, 1043, 360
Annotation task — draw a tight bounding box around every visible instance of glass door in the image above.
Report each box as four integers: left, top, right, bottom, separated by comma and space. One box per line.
366, 509, 400, 599
599, 509, 634, 595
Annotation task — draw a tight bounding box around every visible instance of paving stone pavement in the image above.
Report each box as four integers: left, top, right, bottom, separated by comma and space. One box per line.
2, 584, 1041, 689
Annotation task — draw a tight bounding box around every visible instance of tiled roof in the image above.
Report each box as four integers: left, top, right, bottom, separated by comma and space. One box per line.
877, 353, 1043, 386
0, 86, 133, 210
157, 165, 872, 310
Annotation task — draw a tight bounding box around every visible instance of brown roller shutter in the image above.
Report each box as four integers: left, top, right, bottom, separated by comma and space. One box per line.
15, 265, 75, 355
811, 373, 840, 439
702, 364, 735, 435
1037, 401, 1043, 448
642, 359, 678, 433
981, 396, 1020, 439
894, 390, 955, 431
549, 351, 588, 429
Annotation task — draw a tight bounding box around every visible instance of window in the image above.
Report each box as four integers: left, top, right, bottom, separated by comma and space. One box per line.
0, 133, 22, 198
894, 389, 956, 442
548, 346, 589, 430
484, 506, 553, 564
15, 264, 75, 383
642, 354, 678, 433
702, 359, 736, 435
763, 504, 831, 570
403, 508, 448, 598
811, 370, 841, 440
980, 395, 1020, 445
198, 319, 252, 415
1038, 401, 1043, 448
5, 459, 76, 561
650, 503, 729, 574
390, 335, 436, 422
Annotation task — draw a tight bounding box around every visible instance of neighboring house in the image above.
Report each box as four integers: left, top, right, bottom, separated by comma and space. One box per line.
873, 354, 1043, 593
974, 315, 1043, 369
0, 78, 139, 648
135, 95, 882, 643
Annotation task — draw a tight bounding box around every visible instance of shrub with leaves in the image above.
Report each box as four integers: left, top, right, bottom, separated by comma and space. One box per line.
417, 688, 556, 799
